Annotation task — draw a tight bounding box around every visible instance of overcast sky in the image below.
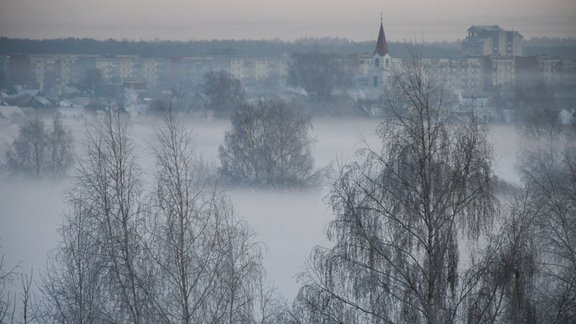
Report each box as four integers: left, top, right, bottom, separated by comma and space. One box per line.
1, 0, 575, 41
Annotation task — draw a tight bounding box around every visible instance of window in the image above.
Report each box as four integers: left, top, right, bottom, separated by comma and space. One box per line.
373, 76, 378, 87
375, 58, 380, 67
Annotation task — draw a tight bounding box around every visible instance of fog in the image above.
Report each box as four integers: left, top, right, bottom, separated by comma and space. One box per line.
0, 116, 520, 301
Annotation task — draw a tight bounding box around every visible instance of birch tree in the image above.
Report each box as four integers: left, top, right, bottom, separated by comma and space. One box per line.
4, 114, 73, 177
74, 109, 151, 322
219, 99, 314, 186
40, 200, 106, 323
40, 109, 284, 323
148, 111, 229, 322
5, 117, 48, 177
293, 55, 496, 323
518, 127, 576, 323
0, 247, 17, 323
148, 111, 280, 323
466, 130, 576, 324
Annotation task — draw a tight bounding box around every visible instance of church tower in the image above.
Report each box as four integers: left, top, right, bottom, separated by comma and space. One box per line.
370, 18, 391, 91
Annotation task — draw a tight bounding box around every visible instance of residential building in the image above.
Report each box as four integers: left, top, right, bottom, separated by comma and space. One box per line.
8, 54, 34, 87
30, 55, 79, 95
230, 57, 288, 81
96, 55, 139, 85
540, 58, 563, 85
462, 25, 523, 57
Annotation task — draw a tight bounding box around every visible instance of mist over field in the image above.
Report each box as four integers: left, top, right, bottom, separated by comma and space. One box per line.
0, 116, 521, 302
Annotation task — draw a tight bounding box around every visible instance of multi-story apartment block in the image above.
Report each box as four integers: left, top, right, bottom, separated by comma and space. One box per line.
463, 25, 523, 57
230, 57, 288, 81
7, 55, 34, 87
96, 55, 140, 84
141, 58, 161, 89
157, 56, 228, 89
489, 57, 515, 96
29, 55, 80, 95
539, 58, 562, 85
461, 58, 486, 97
444, 57, 487, 98
414, 55, 549, 101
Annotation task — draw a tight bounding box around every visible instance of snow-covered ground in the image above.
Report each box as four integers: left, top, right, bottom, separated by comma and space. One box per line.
0, 116, 521, 301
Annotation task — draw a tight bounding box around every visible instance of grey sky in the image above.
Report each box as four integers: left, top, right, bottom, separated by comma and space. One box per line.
1, 0, 575, 41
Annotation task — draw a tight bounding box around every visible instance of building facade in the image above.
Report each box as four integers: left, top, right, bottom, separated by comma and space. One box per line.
230, 57, 288, 81
463, 25, 523, 57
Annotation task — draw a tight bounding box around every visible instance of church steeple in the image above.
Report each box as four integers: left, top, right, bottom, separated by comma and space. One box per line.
373, 18, 388, 56
370, 17, 391, 91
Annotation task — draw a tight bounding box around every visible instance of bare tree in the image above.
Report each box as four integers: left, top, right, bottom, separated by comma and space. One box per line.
147, 110, 280, 323
73, 109, 150, 323
38, 109, 284, 323
4, 114, 73, 177
18, 269, 36, 324
0, 247, 17, 323
216, 214, 264, 323
147, 111, 229, 323
252, 274, 288, 324
466, 134, 576, 324
48, 114, 74, 176
5, 117, 48, 177
465, 194, 539, 324
40, 199, 106, 323
0, 251, 39, 324
293, 54, 496, 323
219, 98, 314, 187
517, 128, 576, 323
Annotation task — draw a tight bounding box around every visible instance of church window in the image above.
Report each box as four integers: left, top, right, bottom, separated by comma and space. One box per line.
373, 76, 378, 87
375, 58, 380, 67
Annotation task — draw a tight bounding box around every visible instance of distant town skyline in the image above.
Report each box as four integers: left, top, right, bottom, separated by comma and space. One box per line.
1, 0, 575, 41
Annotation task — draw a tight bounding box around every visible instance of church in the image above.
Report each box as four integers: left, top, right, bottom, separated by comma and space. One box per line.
353, 19, 398, 115
357, 18, 398, 101
370, 20, 392, 90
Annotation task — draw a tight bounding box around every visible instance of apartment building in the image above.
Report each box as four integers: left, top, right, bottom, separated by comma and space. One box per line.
463, 25, 523, 57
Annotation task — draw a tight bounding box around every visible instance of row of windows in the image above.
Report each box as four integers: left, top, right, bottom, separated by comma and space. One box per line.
374, 57, 390, 68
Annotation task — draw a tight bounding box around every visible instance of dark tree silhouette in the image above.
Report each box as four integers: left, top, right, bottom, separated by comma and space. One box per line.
200, 71, 245, 114
4, 115, 73, 177
288, 53, 355, 100
219, 99, 314, 186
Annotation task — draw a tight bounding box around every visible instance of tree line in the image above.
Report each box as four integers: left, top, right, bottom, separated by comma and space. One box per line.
0, 37, 464, 58
3, 36, 576, 59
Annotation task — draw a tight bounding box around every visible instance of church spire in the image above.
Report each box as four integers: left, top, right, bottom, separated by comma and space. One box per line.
374, 18, 388, 56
